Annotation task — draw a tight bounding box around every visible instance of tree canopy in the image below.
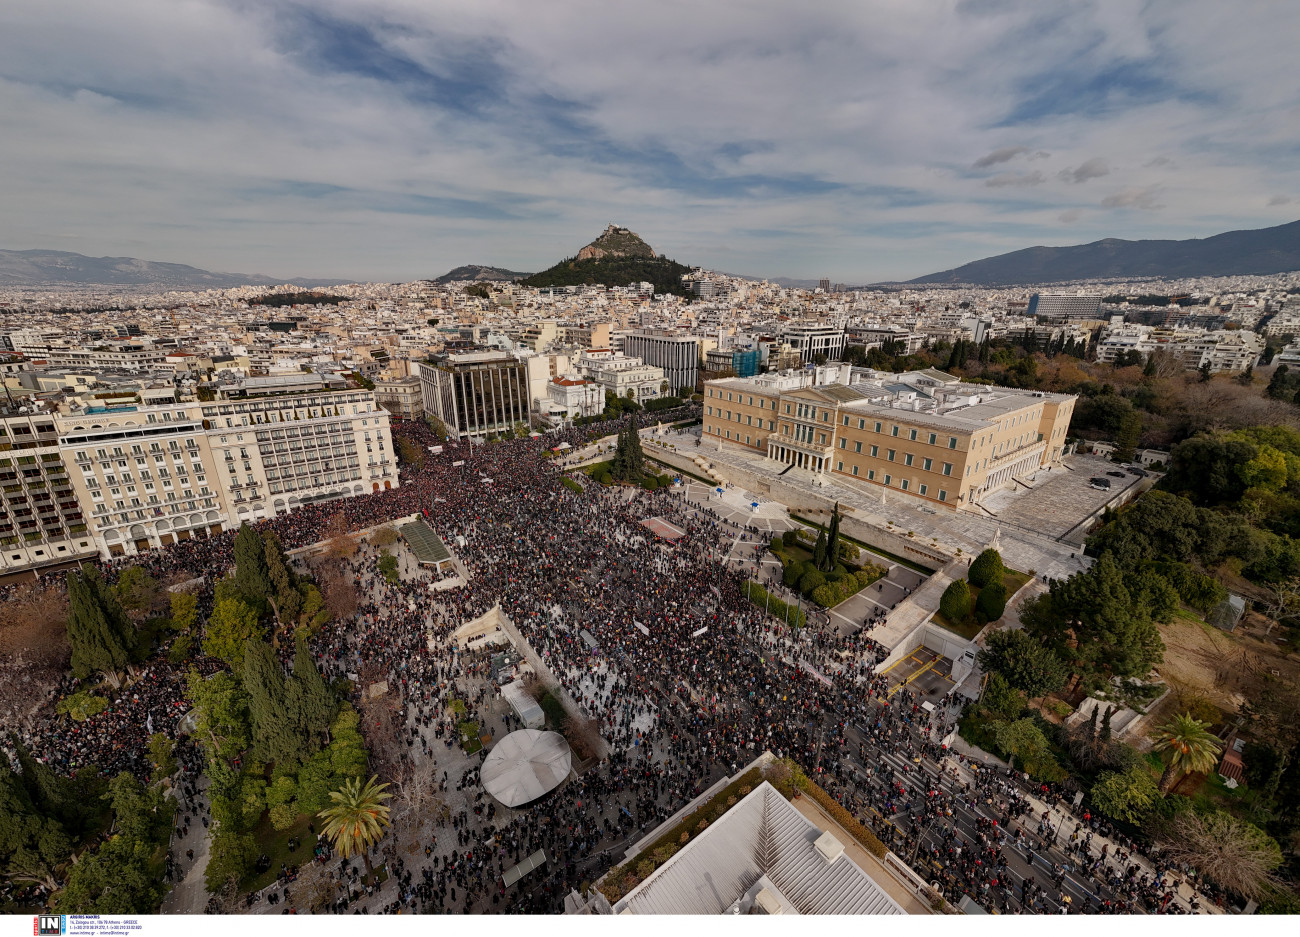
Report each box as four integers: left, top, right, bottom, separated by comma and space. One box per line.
65, 565, 135, 680
978, 630, 1067, 699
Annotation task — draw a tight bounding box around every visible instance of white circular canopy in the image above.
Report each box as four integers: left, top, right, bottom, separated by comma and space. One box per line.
481, 729, 572, 808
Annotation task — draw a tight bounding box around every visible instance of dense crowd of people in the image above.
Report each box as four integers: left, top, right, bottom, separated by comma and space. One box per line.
3, 406, 1217, 915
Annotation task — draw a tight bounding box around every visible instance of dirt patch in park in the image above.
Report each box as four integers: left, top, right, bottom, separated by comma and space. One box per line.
1154, 612, 1300, 716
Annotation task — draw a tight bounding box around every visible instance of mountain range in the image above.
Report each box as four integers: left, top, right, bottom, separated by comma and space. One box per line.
0, 248, 353, 289
907, 219, 1300, 286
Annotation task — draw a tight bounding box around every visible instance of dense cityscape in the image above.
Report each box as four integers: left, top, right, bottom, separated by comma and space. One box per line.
0, 224, 1299, 920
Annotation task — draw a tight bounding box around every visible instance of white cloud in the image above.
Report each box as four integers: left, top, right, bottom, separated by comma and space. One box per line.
0, 0, 1295, 281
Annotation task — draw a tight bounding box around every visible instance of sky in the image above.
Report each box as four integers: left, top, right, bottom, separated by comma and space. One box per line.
1, 0, 1298, 284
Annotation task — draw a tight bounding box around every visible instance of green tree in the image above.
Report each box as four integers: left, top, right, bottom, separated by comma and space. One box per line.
1112, 411, 1142, 463
823, 504, 843, 571
812, 527, 828, 571
968, 548, 1004, 588
982, 672, 1025, 720
1163, 432, 1257, 506
1151, 713, 1222, 792
1239, 445, 1289, 493
65, 565, 135, 682
242, 636, 303, 768
12, 739, 76, 829
170, 591, 198, 632
55, 832, 168, 913
232, 523, 272, 608
204, 830, 258, 894
262, 530, 302, 625
185, 669, 251, 772
993, 718, 1057, 778
978, 630, 1066, 699
288, 638, 337, 752
318, 775, 392, 876
55, 772, 172, 913
974, 580, 1008, 623
1090, 765, 1161, 824
147, 734, 176, 781
939, 579, 971, 622
1049, 554, 1165, 678
0, 758, 70, 892
202, 595, 264, 669
111, 566, 157, 621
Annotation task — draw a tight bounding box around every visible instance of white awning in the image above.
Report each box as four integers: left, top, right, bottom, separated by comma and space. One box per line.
481, 729, 572, 807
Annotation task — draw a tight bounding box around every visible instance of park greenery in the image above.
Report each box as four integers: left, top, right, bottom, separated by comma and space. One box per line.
766, 513, 887, 609
178, 523, 371, 894
936, 548, 1013, 636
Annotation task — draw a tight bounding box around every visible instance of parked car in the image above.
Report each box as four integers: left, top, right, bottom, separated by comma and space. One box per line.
1126, 465, 1148, 476
1106, 470, 1126, 478
1089, 477, 1112, 490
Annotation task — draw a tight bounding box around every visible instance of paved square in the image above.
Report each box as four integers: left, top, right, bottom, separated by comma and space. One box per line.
979, 455, 1145, 540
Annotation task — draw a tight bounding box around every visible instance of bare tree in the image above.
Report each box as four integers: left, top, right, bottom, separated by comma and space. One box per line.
1257, 576, 1300, 635
1157, 810, 1284, 902
318, 560, 359, 622
391, 754, 442, 829
322, 512, 358, 560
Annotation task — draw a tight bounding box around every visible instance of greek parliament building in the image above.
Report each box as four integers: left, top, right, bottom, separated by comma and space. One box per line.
0, 382, 398, 568
703, 366, 1075, 511
416, 351, 528, 441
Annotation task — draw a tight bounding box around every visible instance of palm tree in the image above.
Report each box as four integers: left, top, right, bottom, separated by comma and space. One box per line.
1152, 714, 1222, 793
318, 775, 392, 876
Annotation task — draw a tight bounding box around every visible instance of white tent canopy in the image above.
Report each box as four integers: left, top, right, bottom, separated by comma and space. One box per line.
481, 729, 572, 807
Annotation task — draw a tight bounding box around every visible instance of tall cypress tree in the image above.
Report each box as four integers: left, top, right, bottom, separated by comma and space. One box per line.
625, 412, 643, 478
288, 638, 336, 753
233, 523, 272, 607
611, 421, 628, 480
241, 637, 302, 768
65, 566, 132, 680
812, 527, 828, 571
262, 531, 302, 625
824, 503, 842, 571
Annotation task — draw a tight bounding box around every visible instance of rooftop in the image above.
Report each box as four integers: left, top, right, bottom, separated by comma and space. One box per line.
611, 781, 905, 915
400, 517, 452, 564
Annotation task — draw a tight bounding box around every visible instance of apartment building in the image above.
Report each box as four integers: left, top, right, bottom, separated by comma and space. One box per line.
560, 322, 612, 349
703, 368, 1074, 510
44, 344, 169, 372
373, 375, 424, 419
0, 408, 99, 573
55, 387, 396, 558
1096, 324, 1263, 372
